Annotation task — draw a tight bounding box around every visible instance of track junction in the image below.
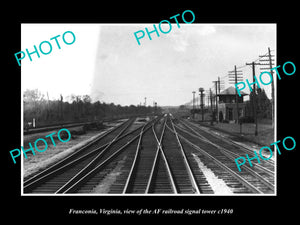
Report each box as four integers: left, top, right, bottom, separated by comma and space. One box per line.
23, 114, 275, 195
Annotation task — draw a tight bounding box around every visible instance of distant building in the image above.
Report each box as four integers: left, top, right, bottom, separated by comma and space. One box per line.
217, 86, 247, 122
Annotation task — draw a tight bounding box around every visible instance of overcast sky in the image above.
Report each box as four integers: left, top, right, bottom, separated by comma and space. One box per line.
21, 24, 99, 101
22, 23, 276, 106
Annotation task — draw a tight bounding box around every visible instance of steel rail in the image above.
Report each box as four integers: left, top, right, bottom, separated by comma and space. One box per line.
24, 144, 107, 193
176, 121, 275, 176
168, 118, 201, 194
24, 119, 138, 193
122, 116, 166, 194
220, 148, 274, 177
25, 125, 142, 193
174, 122, 274, 190
183, 119, 275, 164
145, 117, 177, 194
122, 123, 147, 194
220, 149, 274, 191
170, 129, 263, 194
62, 121, 155, 193
24, 119, 129, 185
55, 118, 137, 194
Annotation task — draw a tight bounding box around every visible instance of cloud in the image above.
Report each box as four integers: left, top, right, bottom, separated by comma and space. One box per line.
169, 25, 216, 52
98, 54, 108, 60
173, 37, 189, 52
195, 25, 216, 36
97, 53, 119, 65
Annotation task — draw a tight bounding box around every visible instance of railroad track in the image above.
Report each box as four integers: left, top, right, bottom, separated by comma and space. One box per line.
71, 119, 162, 194
72, 115, 208, 194
178, 119, 275, 177
158, 118, 199, 194
24, 117, 140, 193
145, 117, 177, 194
24, 114, 275, 194
182, 119, 275, 166
25, 115, 212, 194
170, 117, 275, 194
123, 115, 214, 194
122, 120, 163, 193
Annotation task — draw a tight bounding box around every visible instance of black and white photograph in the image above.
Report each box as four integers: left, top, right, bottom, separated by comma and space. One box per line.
21, 23, 276, 195
4, 5, 298, 220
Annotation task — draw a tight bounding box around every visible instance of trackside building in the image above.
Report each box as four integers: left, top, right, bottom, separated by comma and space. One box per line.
217, 86, 248, 123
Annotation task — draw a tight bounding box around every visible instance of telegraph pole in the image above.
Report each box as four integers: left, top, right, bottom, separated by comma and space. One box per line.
260, 47, 275, 128
218, 76, 221, 94
213, 81, 218, 123
228, 66, 243, 124
235, 66, 239, 124
199, 88, 204, 122
210, 88, 213, 125
192, 91, 196, 119
207, 91, 210, 108
246, 61, 261, 136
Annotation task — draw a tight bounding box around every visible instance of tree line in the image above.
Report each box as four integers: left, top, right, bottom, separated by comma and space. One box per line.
244, 88, 272, 122
23, 89, 161, 128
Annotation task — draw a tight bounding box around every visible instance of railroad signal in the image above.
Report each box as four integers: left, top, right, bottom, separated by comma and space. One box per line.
199, 88, 205, 121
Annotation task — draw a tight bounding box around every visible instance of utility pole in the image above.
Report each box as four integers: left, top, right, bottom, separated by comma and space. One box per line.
219, 77, 225, 92
246, 61, 261, 136
228, 67, 243, 125
234, 66, 239, 125
218, 76, 221, 94
210, 88, 213, 125
199, 88, 205, 122
213, 81, 218, 123
260, 47, 275, 128
192, 91, 196, 119
144, 97, 147, 107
